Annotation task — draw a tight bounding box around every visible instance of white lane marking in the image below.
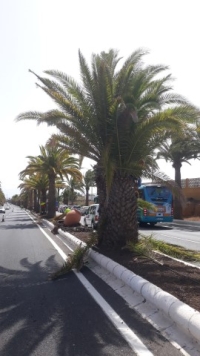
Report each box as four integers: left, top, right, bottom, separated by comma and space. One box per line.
37, 224, 68, 261
30, 214, 154, 355
54, 233, 74, 252
75, 271, 154, 356
28, 213, 68, 261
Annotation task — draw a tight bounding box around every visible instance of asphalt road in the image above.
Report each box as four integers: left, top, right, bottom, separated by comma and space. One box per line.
0, 207, 192, 356
140, 223, 200, 255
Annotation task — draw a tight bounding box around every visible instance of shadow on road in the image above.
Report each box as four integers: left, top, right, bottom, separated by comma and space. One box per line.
0, 256, 135, 356
0, 223, 38, 230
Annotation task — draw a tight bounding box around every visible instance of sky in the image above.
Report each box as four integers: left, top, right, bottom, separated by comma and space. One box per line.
1, 0, 200, 198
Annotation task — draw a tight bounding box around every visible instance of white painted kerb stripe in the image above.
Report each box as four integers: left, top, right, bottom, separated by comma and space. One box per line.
75, 271, 154, 356
33, 216, 153, 355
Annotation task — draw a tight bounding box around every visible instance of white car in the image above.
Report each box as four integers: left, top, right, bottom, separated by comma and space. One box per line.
80, 205, 89, 215
84, 204, 99, 230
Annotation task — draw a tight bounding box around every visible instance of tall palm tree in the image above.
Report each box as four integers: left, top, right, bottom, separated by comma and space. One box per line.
20, 144, 82, 218
16, 49, 200, 247
0, 188, 5, 205
156, 125, 200, 219
83, 169, 96, 206
18, 173, 49, 212
19, 172, 67, 213
64, 176, 84, 205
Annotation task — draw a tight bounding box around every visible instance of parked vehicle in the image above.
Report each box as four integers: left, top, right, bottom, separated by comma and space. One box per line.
137, 184, 174, 226
80, 206, 89, 215
72, 205, 81, 211
58, 205, 68, 213
84, 204, 99, 230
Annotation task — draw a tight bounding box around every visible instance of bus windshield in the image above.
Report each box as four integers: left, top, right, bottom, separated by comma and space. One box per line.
145, 186, 171, 202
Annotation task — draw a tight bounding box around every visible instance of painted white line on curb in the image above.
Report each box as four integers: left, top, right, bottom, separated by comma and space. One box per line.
75, 271, 154, 356
154, 250, 200, 269
32, 217, 153, 355
55, 234, 74, 252
37, 217, 200, 354
43, 220, 200, 346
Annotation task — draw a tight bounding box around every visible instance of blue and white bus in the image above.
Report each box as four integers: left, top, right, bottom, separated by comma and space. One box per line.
137, 184, 173, 226
94, 183, 173, 226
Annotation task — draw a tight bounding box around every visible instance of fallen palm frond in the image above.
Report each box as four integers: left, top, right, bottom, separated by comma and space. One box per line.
51, 233, 97, 280
51, 212, 66, 221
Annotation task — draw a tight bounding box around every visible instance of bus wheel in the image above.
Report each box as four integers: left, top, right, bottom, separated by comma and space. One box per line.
150, 222, 156, 227
139, 222, 147, 227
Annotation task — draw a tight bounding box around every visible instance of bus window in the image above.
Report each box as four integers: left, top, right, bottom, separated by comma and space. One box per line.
146, 186, 171, 202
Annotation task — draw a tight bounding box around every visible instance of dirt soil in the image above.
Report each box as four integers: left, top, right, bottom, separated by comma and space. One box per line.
63, 225, 200, 313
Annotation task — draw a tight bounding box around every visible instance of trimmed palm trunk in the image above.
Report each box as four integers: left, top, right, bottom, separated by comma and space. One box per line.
95, 166, 107, 246
47, 174, 56, 218
40, 188, 47, 214
33, 189, 38, 212
85, 187, 89, 206
28, 190, 33, 210
98, 172, 138, 249
173, 160, 183, 220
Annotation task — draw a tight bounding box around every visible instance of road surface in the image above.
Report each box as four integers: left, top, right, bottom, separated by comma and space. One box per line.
0, 207, 196, 355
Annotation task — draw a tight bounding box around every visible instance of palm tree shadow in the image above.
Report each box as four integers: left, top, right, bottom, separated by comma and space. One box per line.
0, 256, 133, 356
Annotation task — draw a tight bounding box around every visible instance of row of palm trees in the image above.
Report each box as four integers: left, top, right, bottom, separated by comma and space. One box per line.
16, 48, 200, 249
18, 143, 82, 216
16, 144, 96, 217
0, 186, 5, 205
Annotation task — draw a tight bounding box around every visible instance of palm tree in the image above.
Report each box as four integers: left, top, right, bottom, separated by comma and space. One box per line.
18, 173, 49, 212
16, 49, 200, 247
20, 144, 82, 218
10, 194, 20, 206
0, 188, 5, 205
156, 125, 200, 219
82, 169, 96, 206
63, 176, 84, 205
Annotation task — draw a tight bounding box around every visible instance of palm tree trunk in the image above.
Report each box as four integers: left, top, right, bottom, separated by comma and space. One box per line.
85, 187, 89, 206
98, 172, 138, 249
95, 165, 107, 246
47, 174, 56, 218
28, 190, 32, 210
41, 189, 47, 214
33, 189, 38, 212
174, 161, 183, 219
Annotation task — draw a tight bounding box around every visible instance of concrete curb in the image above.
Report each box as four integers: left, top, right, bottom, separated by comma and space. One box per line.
43, 219, 200, 345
